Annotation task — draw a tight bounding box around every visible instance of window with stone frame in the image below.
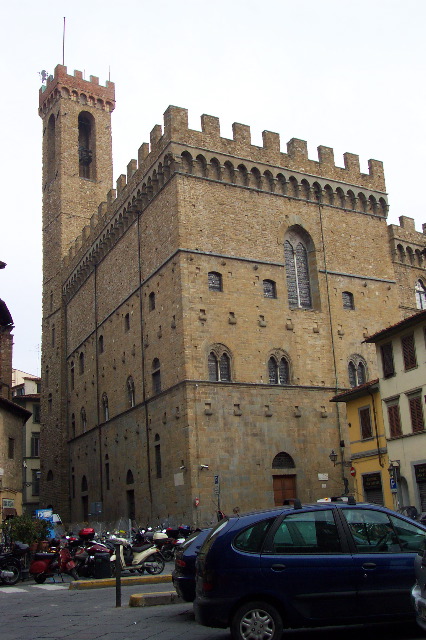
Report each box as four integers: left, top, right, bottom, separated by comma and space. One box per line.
127, 376, 135, 407
152, 358, 161, 394
208, 271, 223, 292
387, 401, 402, 438
380, 342, 395, 378
415, 280, 426, 310
401, 333, 417, 371
284, 239, 312, 309
149, 291, 156, 311
263, 279, 277, 299
408, 394, 425, 433
348, 356, 366, 387
359, 406, 373, 439
342, 291, 355, 310
268, 356, 290, 385
208, 347, 231, 382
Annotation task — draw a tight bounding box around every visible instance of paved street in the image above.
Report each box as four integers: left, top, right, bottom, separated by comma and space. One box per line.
0, 576, 425, 640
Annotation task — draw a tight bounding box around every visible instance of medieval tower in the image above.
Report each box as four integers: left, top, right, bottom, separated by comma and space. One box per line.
39, 65, 426, 526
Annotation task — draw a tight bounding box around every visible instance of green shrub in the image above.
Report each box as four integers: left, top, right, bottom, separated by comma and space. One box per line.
1, 515, 51, 545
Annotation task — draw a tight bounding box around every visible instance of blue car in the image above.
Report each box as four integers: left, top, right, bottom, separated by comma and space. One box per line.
194, 500, 426, 640
172, 528, 212, 602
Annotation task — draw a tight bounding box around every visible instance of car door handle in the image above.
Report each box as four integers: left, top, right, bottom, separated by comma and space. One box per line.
362, 563, 377, 569
271, 564, 286, 571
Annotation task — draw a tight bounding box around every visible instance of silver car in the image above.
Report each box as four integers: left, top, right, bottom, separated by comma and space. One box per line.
412, 548, 426, 631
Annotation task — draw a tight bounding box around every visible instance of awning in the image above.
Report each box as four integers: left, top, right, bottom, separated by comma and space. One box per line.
2, 508, 17, 518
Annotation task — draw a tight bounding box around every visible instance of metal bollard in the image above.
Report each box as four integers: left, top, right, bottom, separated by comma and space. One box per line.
115, 542, 122, 607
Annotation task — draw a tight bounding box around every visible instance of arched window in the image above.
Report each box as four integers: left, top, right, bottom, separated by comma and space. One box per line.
78, 112, 95, 179
208, 347, 231, 382
268, 356, 290, 385
126, 469, 134, 485
81, 475, 88, 492
263, 279, 277, 298
127, 376, 135, 407
47, 113, 56, 183
45, 365, 49, 388
348, 356, 367, 387
48, 393, 52, 413
284, 229, 313, 309
79, 352, 84, 375
342, 291, 355, 310
208, 271, 222, 292
102, 393, 109, 421
415, 280, 426, 309
71, 413, 76, 438
155, 434, 162, 479
272, 452, 295, 469
152, 358, 161, 394
98, 335, 104, 353
149, 292, 155, 311
51, 323, 55, 347
124, 312, 130, 331
80, 407, 87, 432
46, 470, 53, 482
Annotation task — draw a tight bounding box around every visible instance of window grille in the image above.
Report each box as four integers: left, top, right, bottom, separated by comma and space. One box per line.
348, 362, 357, 387
284, 240, 312, 309
342, 291, 355, 309
272, 452, 295, 469
263, 280, 277, 299
208, 272, 222, 292
357, 362, 366, 385
268, 357, 278, 384
279, 358, 289, 384
401, 334, 417, 370
219, 353, 230, 381
415, 280, 426, 309
208, 353, 218, 381
152, 359, 161, 394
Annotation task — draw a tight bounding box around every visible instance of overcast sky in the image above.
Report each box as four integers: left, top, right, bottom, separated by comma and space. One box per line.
1, 0, 425, 376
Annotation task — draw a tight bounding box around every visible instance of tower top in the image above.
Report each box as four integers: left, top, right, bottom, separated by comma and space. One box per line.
39, 64, 115, 116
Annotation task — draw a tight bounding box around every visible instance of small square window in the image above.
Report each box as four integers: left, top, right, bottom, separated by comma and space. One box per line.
263, 280, 277, 299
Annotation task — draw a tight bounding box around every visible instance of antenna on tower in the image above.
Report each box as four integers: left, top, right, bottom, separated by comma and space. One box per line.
62, 17, 66, 66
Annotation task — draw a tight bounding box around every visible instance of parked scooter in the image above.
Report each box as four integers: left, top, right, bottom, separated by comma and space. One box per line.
0, 542, 28, 585
109, 534, 165, 575
69, 528, 112, 578
29, 540, 78, 583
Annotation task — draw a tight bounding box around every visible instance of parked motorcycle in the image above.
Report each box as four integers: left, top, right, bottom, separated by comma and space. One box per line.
0, 542, 28, 585
29, 541, 78, 583
109, 534, 165, 575
69, 528, 112, 578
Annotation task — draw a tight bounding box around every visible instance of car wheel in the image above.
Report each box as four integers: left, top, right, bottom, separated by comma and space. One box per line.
231, 601, 283, 640
34, 573, 47, 584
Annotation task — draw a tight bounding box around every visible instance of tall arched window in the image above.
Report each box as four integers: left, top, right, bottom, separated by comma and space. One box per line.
415, 280, 426, 309
342, 291, 355, 310
208, 271, 222, 292
78, 112, 95, 179
70, 361, 75, 390
152, 358, 161, 394
71, 413, 76, 439
79, 351, 84, 374
102, 393, 109, 421
127, 376, 135, 407
154, 434, 162, 478
208, 346, 231, 382
284, 228, 313, 309
348, 356, 367, 387
80, 407, 87, 432
268, 356, 290, 385
149, 292, 156, 311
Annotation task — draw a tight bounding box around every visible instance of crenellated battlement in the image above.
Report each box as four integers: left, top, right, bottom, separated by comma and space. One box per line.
131, 106, 385, 192
388, 215, 426, 265
39, 64, 115, 116
61, 105, 389, 298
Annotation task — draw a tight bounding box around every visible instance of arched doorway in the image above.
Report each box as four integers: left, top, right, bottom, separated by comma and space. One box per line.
272, 452, 297, 506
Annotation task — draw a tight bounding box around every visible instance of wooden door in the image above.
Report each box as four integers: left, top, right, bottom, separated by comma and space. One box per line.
273, 475, 296, 506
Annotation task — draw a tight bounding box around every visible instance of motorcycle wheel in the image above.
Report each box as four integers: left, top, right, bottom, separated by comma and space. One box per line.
144, 554, 165, 575
70, 569, 79, 581
0, 562, 20, 586
34, 574, 47, 584
162, 548, 174, 562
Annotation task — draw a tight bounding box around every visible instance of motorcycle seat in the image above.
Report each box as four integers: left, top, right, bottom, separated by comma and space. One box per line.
131, 544, 152, 553
33, 552, 57, 559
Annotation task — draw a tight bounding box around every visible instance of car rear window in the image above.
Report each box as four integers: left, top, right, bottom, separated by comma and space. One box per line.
199, 518, 229, 556
233, 518, 275, 553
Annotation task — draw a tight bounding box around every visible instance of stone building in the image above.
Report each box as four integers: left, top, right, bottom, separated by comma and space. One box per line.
39, 64, 426, 526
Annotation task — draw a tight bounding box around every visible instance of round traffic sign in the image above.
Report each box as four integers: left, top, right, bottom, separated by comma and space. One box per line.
350, 466, 356, 477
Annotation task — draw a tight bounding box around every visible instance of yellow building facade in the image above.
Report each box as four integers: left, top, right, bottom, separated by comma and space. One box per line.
331, 381, 394, 509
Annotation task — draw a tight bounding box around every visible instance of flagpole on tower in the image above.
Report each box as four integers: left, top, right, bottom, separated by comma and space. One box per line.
62, 17, 66, 66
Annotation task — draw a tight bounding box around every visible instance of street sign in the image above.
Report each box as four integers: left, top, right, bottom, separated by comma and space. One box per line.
390, 477, 398, 493
350, 467, 356, 477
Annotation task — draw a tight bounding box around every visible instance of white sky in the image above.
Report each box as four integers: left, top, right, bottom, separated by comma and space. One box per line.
1, 0, 425, 376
